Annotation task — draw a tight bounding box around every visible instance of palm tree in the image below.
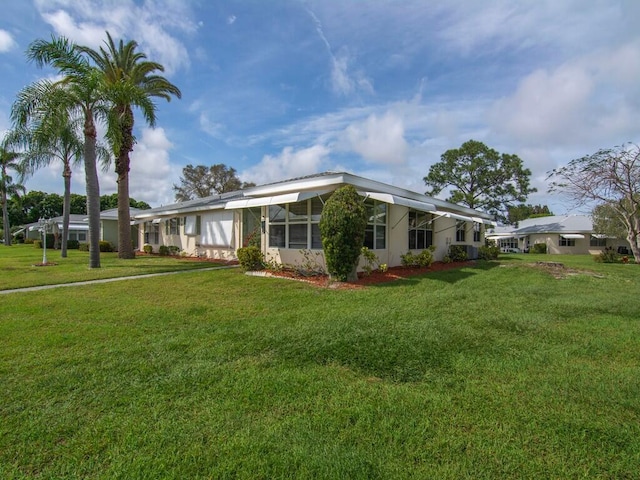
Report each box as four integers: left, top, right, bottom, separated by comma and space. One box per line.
8, 89, 84, 257
20, 36, 110, 268
0, 145, 25, 246
80, 32, 181, 259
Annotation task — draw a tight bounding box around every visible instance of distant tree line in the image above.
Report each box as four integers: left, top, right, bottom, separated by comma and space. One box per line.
173, 163, 255, 201
4, 190, 150, 228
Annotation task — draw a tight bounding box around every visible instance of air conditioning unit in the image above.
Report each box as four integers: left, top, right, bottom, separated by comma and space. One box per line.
464, 245, 478, 259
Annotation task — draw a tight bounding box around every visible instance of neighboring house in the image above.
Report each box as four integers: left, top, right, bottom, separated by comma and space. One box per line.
99, 208, 144, 249
19, 208, 144, 250
132, 171, 495, 269
486, 215, 630, 255
21, 214, 89, 243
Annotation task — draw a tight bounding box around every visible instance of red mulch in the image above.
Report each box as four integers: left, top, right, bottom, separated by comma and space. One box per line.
267, 261, 475, 289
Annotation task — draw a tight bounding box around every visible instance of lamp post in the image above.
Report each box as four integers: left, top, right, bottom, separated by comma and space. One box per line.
39, 217, 48, 264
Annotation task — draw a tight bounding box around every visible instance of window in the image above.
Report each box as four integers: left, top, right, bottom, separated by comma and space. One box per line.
144, 222, 160, 244
364, 200, 387, 249
590, 235, 607, 247
455, 220, 466, 242
559, 236, 575, 247
473, 222, 482, 242
165, 218, 179, 235
268, 197, 327, 249
408, 210, 433, 250
184, 215, 201, 236
242, 207, 262, 247
78, 232, 87, 242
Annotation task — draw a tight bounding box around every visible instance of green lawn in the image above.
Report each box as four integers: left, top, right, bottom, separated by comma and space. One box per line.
1, 251, 639, 478
0, 244, 226, 290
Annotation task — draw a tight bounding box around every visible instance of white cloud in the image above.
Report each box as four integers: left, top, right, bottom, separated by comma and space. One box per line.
330, 48, 374, 97
34, 0, 194, 75
0, 29, 17, 52
489, 64, 594, 147
242, 145, 330, 185
227, 15, 237, 25
343, 112, 408, 164
98, 127, 178, 206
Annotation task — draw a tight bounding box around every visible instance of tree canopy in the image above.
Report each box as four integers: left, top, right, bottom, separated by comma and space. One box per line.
173, 164, 255, 201
548, 143, 640, 263
507, 204, 554, 225
424, 140, 536, 221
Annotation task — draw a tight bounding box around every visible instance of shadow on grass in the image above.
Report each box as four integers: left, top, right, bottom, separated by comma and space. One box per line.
371, 260, 500, 288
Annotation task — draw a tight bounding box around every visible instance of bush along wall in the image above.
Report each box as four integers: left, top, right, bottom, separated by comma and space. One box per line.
319, 185, 368, 282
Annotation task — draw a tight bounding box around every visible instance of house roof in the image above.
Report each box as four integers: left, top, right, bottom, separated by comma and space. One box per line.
487, 215, 593, 237
99, 207, 145, 220
133, 171, 494, 222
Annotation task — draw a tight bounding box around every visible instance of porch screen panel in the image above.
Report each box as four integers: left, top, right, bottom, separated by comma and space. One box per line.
200, 211, 235, 247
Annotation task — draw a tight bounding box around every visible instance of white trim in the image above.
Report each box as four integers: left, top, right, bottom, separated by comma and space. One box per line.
360, 192, 436, 213
433, 210, 474, 222
224, 190, 330, 209
151, 218, 162, 224
560, 234, 585, 239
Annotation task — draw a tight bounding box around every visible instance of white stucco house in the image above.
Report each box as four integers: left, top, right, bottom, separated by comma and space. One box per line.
486, 215, 630, 255
132, 172, 495, 269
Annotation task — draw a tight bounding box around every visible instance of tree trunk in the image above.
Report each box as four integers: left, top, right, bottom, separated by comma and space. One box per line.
627, 218, 640, 264
84, 112, 101, 268
116, 105, 135, 259
1, 192, 10, 246
61, 163, 71, 257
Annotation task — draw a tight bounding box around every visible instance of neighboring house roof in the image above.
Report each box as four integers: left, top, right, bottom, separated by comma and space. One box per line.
487, 215, 593, 237
99, 207, 145, 220
24, 214, 90, 232
133, 171, 495, 223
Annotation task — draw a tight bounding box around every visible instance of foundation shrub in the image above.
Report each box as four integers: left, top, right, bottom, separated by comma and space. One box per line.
531, 243, 547, 254
99, 241, 114, 252
319, 185, 367, 282
237, 246, 265, 271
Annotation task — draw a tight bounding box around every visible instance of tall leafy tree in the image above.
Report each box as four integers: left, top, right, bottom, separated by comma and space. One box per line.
20, 36, 110, 268
424, 140, 536, 221
79, 32, 181, 259
8, 92, 84, 257
507, 204, 553, 225
548, 143, 640, 262
0, 145, 25, 246
173, 163, 255, 201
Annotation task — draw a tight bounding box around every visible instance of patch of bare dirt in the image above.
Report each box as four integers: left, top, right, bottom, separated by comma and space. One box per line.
262, 261, 476, 289
516, 261, 603, 279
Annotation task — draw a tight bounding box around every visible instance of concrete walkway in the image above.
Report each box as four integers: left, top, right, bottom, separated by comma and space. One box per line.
0, 265, 238, 295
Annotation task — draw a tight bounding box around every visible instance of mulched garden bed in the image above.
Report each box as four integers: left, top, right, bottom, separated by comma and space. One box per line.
258, 261, 476, 289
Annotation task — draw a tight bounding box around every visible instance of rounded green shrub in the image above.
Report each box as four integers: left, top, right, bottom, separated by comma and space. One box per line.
99, 241, 114, 252
237, 246, 264, 271
531, 243, 547, 254
143, 244, 153, 254
66, 239, 80, 250
158, 245, 170, 256
319, 186, 368, 282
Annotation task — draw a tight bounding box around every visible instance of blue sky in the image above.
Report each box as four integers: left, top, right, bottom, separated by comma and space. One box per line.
1, 0, 639, 212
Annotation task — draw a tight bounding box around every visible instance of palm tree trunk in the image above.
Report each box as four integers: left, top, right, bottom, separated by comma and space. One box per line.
116, 105, 135, 259
61, 163, 71, 257
84, 113, 101, 268
2, 192, 10, 246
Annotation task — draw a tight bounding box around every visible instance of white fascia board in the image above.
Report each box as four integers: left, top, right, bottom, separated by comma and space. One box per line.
360, 191, 436, 213
433, 210, 474, 222
224, 190, 331, 210
560, 234, 585, 239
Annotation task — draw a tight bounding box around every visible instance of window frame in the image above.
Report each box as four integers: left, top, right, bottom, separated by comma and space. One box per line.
363, 199, 387, 250
590, 235, 607, 247
455, 220, 466, 242
559, 235, 576, 247
268, 197, 326, 250
408, 210, 433, 250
